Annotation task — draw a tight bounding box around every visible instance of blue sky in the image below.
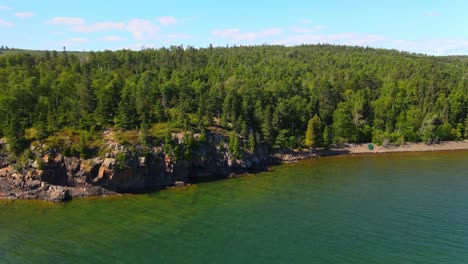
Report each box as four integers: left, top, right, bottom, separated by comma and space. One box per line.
0, 0, 467, 55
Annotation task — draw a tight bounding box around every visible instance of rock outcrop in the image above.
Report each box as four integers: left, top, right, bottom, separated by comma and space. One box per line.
0, 131, 270, 202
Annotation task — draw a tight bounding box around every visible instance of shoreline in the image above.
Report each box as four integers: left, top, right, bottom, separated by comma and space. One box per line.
340, 140, 468, 155
1, 140, 467, 202
274, 140, 468, 163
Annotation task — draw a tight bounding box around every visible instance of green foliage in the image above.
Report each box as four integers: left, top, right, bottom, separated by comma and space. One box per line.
198, 128, 207, 143
115, 152, 127, 170
248, 131, 256, 153
332, 102, 356, 144
14, 149, 35, 174
35, 157, 44, 170
163, 130, 174, 156
182, 132, 194, 160
305, 114, 322, 148
322, 126, 332, 149
465, 118, 468, 139
419, 114, 439, 143
228, 131, 241, 159
451, 123, 463, 140
76, 131, 93, 159
436, 122, 454, 141
274, 129, 289, 148
0, 44, 465, 156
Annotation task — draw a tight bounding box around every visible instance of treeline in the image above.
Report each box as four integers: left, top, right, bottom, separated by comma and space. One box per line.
0, 44, 466, 154
0, 45, 13, 51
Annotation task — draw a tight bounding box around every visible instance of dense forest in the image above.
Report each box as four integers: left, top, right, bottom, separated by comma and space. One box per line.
0, 45, 466, 157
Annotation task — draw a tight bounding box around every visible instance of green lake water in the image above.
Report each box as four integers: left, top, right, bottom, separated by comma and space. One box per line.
1, 151, 468, 263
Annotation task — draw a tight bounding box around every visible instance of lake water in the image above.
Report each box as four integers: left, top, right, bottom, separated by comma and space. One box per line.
1, 151, 467, 263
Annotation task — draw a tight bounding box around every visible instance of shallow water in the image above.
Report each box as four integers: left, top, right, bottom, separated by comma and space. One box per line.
1, 151, 467, 263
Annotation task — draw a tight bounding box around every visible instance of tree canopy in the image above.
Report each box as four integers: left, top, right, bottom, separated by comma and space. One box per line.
0, 44, 466, 155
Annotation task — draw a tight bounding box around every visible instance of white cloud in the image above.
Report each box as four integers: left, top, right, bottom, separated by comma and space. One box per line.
126, 19, 160, 41
0, 20, 14, 27
0, 6, 12, 11
15, 12, 33, 18
102, 35, 123, 41
50, 17, 85, 25
273, 32, 468, 55
49, 17, 161, 41
70, 38, 88, 43
212, 28, 282, 41
166, 33, 191, 40
73, 22, 125, 32
391, 38, 468, 55
159, 16, 177, 26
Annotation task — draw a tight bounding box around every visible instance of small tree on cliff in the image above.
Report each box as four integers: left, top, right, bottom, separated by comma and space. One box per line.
229, 131, 241, 159
305, 114, 322, 148
248, 131, 256, 153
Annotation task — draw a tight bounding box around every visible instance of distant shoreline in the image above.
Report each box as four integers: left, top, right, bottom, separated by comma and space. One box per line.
341, 140, 468, 155
274, 141, 468, 163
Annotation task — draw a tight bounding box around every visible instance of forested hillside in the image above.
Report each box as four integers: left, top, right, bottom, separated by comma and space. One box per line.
0, 45, 466, 156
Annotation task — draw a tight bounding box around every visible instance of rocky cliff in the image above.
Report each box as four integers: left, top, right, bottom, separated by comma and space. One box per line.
0, 131, 274, 202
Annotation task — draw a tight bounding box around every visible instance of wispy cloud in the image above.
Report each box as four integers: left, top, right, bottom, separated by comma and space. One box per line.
159, 16, 177, 26
0, 6, 12, 11
102, 35, 123, 42
15, 12, 33, 18
391, 38, 468, 55
273, 32, 468, 55
212, 28, 282, 41
167, 33, 191, 39
49, 17, 160, 41
73, 22, 125, 33
0, 20, 14, 27
50, 17, 85, 25
70, 38, 88, 43
126, 19, 160, 41
60, 37, 89, 48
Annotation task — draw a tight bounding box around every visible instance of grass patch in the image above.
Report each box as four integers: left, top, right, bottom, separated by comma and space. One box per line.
114, 130, 140, 145
42, 128, 101, 158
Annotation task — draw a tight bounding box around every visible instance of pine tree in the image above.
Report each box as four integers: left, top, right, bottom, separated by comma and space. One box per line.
248, 131, 256, 153
116, 84, 137, 130
229, 131, 241, 159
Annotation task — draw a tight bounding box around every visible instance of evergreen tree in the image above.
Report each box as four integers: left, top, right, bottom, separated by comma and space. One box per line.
228, 131, 241, 159
248, 131, 256, 153
323, 126, 332, 149
305, 114, 322, 148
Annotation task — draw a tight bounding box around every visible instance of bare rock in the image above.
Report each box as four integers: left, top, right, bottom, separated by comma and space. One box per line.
64, 157, 81, 175
47, 186, 70, 202
96, 158, 115, 181
0, 166, 12, 177
174, 181, 186, 187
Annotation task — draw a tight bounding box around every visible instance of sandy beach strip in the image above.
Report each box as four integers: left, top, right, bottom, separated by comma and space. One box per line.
342, 140, 468, 154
